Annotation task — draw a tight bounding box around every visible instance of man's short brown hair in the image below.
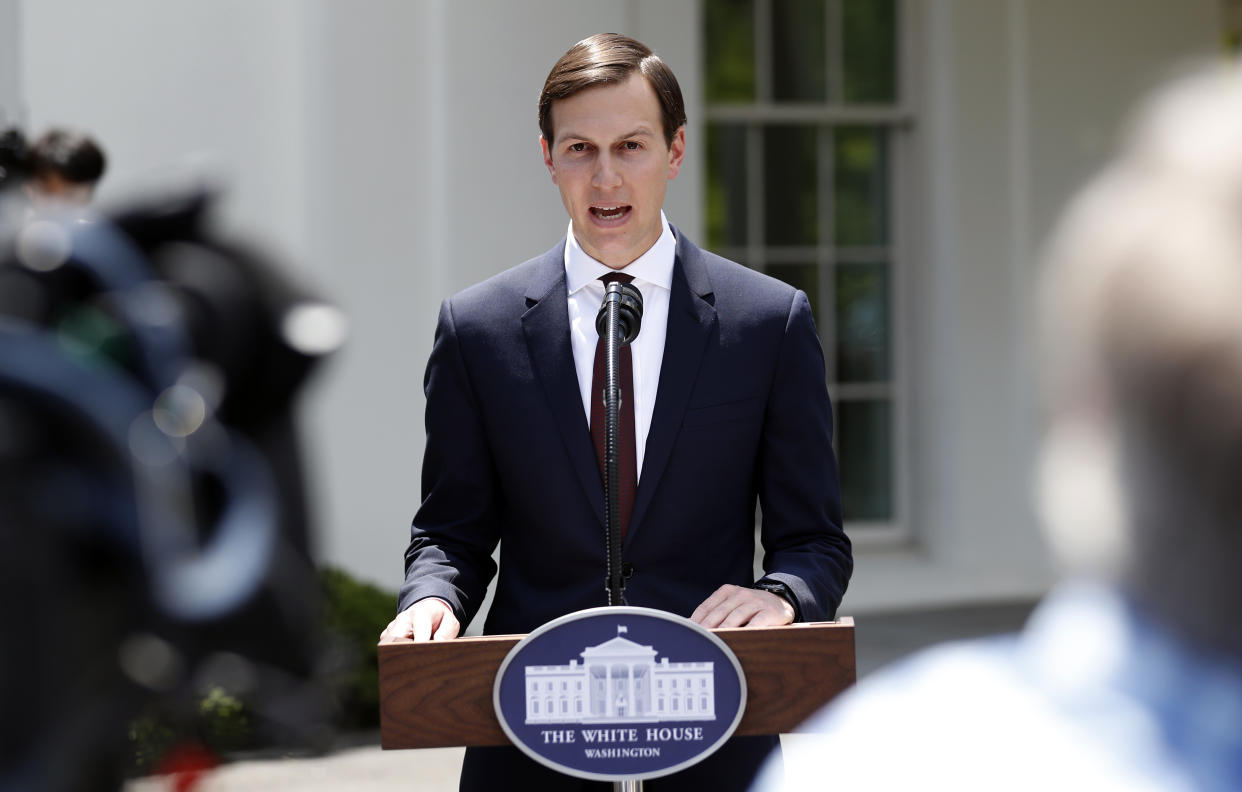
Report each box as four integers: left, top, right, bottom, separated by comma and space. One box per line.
538, 33, 687, 147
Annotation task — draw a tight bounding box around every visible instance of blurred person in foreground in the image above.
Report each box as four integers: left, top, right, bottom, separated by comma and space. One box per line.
0, 186, 341, 791
24, 128, 107, 206
756, 63, 1242, 792
381, 33, 851, 791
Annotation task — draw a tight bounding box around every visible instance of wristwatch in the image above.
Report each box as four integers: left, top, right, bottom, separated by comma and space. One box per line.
752, 579, 801, 622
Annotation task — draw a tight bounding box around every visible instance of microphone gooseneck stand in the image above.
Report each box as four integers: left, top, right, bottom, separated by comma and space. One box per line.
595, 279, 643, 792
595, 280, 643, 609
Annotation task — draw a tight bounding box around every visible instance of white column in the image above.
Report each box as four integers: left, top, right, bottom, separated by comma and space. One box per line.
591, 665, 600, 716
627, 663, 635, 718
606, 664, 614, 718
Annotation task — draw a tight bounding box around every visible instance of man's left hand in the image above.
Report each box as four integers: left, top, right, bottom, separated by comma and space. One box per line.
690, 584, 795, 628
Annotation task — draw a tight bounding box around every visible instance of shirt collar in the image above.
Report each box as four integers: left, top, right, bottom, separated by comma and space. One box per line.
564, 211, 675, 295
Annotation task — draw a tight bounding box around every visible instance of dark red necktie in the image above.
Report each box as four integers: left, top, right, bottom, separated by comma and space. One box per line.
590, 272, 637, 542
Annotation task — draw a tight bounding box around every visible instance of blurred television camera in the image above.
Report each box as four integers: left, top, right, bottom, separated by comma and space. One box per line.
0, 187, 346, 791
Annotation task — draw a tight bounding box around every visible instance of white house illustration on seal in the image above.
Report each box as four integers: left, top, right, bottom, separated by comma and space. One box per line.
524, 626, 716, 724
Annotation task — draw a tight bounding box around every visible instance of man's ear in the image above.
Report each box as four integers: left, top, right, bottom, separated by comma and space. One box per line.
666, 126, 686, 181
540, 135, 557, 184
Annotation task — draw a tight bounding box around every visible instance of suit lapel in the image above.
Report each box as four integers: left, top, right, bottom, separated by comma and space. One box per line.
521, 243, 605, 528
629, 231, 716, 540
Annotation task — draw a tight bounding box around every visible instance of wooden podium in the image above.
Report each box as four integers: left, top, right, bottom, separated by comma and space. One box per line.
378, 619, 855, 750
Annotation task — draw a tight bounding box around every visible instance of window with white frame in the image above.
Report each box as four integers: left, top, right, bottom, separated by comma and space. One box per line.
703, 0, 906, 529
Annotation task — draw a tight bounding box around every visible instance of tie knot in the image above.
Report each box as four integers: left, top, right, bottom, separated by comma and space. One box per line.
599, 272, 634, 285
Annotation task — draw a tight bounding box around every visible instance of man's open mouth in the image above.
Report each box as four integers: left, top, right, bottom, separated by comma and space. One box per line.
590, 205, 631, 221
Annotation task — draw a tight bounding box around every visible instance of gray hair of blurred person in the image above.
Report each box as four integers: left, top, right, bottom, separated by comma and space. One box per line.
1036, 63, 1242, 658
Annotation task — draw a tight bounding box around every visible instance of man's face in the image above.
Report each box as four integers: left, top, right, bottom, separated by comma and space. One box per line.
541, 72, 685, 269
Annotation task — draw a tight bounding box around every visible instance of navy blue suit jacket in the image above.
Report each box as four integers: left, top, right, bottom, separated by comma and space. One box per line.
399, 229, 851, 634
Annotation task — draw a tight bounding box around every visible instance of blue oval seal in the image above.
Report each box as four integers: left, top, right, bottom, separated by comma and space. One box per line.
493, 606, 747, 782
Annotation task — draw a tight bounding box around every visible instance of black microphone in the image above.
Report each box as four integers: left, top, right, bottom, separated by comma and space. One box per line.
595, 281, 643, 345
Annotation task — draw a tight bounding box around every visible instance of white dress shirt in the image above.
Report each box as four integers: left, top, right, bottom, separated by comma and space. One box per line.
564, 212, 674, 481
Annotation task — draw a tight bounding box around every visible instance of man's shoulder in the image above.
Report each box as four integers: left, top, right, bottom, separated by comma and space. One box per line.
676, 231, 798, 299
675, 232, 802, 317
444, 240, 565, 318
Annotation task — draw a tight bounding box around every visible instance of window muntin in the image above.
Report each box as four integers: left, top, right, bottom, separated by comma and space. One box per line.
703, 0, 904, 527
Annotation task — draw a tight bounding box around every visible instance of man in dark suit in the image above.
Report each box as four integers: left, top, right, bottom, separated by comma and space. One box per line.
380, 33, 852, 790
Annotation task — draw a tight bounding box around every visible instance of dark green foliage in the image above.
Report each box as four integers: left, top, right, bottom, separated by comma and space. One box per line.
199, 687, 251, 749
126, 688, 252, 776
317, 565, 398, 732
126, 566, 396, 774
127, 713, 181, 775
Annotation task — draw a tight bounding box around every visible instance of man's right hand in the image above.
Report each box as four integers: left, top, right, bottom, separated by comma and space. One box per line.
379, 597, 461, 643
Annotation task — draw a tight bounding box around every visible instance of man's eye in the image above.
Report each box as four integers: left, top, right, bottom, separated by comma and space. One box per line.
623, 141, 641, 151
569, 143, 587, 152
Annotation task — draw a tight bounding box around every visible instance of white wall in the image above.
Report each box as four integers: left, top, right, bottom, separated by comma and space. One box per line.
20, 0, 312, 261
9, 0, 1221, 613
0, 0, 19, 126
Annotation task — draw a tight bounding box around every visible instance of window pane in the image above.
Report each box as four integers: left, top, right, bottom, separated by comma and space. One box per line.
767, 263, 820, 324
764, 125, 818, 246
838, 399, 892, 520
706, 123, 749, 249
842, 0, 897, 103
771, 0, 827, 102
833, 126, 889, 246
835, 263, 889, 382
705, 0, 757, 102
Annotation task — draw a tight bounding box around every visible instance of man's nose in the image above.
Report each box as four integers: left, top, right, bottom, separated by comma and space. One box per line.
592, 153, 622, 190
